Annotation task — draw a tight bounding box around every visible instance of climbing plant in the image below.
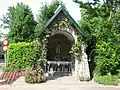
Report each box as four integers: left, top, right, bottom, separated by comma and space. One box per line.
69, 41, 81, 57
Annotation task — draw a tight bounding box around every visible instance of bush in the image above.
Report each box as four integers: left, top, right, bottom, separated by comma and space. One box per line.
25, 69, 46, 84
94, 75, 119, 85
117, 70, 120, 79
95, 41, 120, 75
5, 42, 38, 72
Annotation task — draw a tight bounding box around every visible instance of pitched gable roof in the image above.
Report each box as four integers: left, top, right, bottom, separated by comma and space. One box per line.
40, 4, 86, 37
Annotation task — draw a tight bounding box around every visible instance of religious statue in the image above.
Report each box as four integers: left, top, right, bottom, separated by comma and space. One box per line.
56, 42, 61, 54
79, 43, 90, 81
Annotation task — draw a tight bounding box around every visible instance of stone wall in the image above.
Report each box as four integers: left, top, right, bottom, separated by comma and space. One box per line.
74, 44, 90, 81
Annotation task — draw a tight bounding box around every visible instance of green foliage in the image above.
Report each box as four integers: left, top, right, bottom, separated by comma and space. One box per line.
95, 41, 120, 75
69, 41, 81, 57
37, 0, 59, 24
5, 41, 47, 72
35, 0, 60, 37
5, 42, 37, 72
117, 70, 120, 78
25, 69, 46, 84
94, 75, 119, 85
30, 43, 47, 70
77, 0, 120, 75
39, 44, 47, 69
1, 3, 36, 43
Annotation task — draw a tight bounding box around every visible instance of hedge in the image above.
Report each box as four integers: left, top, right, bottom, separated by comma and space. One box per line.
5, 42, 37, 72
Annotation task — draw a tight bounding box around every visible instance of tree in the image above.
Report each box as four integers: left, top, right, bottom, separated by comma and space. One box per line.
75, 0, 120, 75
1, 3, 36, 43
35, 0, 60, 38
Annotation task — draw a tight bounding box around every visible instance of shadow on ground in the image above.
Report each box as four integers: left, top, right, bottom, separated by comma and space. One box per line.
46, 72, 72, 81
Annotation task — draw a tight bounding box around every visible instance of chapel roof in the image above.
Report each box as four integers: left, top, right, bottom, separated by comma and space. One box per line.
40, 4, 86, 37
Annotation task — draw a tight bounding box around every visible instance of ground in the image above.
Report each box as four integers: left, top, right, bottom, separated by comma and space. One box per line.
0, 75, 120, 90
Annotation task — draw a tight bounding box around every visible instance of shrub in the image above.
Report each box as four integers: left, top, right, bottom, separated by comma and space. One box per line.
95, 41, 120, 75
117, 70, 120, 78
5, 42, 38, 72
94, 75, 119, 85
25, 69, 46, 84
30, 43, 47, 70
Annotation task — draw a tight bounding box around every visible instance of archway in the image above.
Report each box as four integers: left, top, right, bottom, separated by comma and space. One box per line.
46, 32, 75, 76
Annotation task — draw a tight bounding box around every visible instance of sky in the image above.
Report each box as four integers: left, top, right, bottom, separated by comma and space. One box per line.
0, 0, 82, 37
0, 0, 81, 22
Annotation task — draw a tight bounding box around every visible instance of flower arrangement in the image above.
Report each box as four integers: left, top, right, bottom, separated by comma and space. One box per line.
25, 68, 46, 84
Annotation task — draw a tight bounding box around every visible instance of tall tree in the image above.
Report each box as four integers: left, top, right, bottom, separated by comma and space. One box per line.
75, 0, 120, 75
35, 0, 60, 38
1, 3, 36, 43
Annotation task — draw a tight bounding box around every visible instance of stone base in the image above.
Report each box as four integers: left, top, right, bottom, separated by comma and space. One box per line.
79, 76, 90, 81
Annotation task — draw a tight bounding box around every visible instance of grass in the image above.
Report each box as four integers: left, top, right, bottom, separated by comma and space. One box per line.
94, 75, 119, 86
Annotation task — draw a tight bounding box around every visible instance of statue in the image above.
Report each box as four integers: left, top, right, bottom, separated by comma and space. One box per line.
56, 42, 61, 54
79, 43, 90, 81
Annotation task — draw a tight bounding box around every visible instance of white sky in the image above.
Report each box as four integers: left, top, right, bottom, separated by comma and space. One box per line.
0, 0, 82, 35
0, 0, 81, 21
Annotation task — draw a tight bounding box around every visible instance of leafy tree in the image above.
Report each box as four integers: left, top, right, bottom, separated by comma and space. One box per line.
75, 0, 120, 75
1, 3, 36, 43
35, 0, 60, 38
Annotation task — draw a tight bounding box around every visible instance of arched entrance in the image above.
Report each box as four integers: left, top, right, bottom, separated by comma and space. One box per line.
46, 32, 74, 76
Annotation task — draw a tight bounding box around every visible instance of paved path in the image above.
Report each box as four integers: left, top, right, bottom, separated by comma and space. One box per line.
0, 75, 120, 90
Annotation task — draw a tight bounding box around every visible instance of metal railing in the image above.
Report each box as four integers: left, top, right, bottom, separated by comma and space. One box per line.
46, 61, 72, 73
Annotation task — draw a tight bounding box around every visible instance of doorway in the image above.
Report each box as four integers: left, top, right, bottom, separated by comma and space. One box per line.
46, 33, 74, 76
